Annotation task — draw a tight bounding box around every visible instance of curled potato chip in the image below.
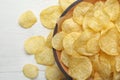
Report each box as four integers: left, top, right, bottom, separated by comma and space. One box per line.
73, 2, 93, 25
24, 36, 45, 55
61, 18, 82, 33
68, 56, 92, 80
23, 64, 39, 79
45, 65, 65, 80
52, 31, 67, 50
40, 6, 62, 29
35, 47, 55, 66
18, 10, 37, 29
104, 0, 120, 21
59, 0, 75, 11
63, 32, 80, 56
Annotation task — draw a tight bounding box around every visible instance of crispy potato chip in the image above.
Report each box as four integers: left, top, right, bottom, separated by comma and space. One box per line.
35, 47, 55, 66
115, 16, 120, 32
94, 72, 103, 80
113, 70, 120, 80
73, 2, 93, 25
68, 56, 92, 80
52, 31, 66, 50
45, 30, 53, 48
104, 0, 120, 21
59, 0, 75, 11
63, 32, 80, 56
24, 36, 45, 55
61, 50, 69, 67
61, 18, 82, 33
45, 65, 65, 80
23, 64, 39, 79
115, 56, 120, 72
18, 10, 37, 29
40, 6, 62, 29
99, 28, 119, 56
94, 1, 104, 11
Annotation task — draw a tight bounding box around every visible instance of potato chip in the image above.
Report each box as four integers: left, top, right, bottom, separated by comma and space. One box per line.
24, 36, 45, 55
99, 28, 119, 56
23, 64, 39, 79
35, 47, 55, 66
63, 32, 80, 56
61, 50, 69, 67
61, 18, 82, 33
40, 6, 62, 29
45, 64, 65, 80
59, 0, 75, 11
68, 56, 92, 80
115, 16, 120, 32
45, 30, 53, 48
115, 56, 120, 72
104, 0, 120, 21
94, 72, 103, 80
52, 31, 66, 50
73, 2, 93, 25
113, 70, 120, 80
18, 10, 37, 29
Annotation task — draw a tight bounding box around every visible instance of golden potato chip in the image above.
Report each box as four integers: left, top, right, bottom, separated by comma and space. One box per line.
61, 18, 82, 33
45, 64, 65, 80
113, 70, 120, 80
73, 2, 93, 25
63, 32, 80, 56
61, 50, 69, 67
94, 72, 103, 80
18, 10, 37, 29
99, 28, 119, 56
115, 56, 120, 72
94, 1, 104, 11
59, 0, 75, 11
45, 30, 53, 48
23, 64, 39, 79
52, 31, 66, 50
115, 16, 120, 32
104, 0, 120, 21
68, 56, 92, 80
40, 6, 62, 29
24, 36, 45, 55
35, 47, 55, 66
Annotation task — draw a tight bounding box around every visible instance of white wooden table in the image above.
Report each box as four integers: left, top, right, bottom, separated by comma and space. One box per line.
0, 0, 57, 80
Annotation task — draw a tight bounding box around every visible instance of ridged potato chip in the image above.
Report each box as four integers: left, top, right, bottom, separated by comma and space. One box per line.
59, 0, 75, 11
40, 6, 62, 29
63, 32, 80, 56
45, 65, 65, 80
73, 2, 93, 25
68, 56, 92, 80
18, 10, 37, 29
35, 47, 55, 66
52, 31, 66, 50
104, 0, 120, 21
23, 64, 39, 79
24, 36, 45, 55
61, 18, 82, 33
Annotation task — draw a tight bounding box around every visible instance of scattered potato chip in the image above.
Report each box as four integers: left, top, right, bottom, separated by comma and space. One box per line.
24, 36, 45, 55
23, 64, 39, 79
115, 16, 120, 32
45, 64, 65, 80
68, 56, 92, 80
40, 6, 62, 29
94, 72, 103, 80
52, 31, 66, 50
59, 0, 75, 11
35, 47, 55, 66
113, 70, 120, 80
61, 18, 82, 33
73, 2, 93, 25
18, 10, 37, 29
115, 56, 120, 72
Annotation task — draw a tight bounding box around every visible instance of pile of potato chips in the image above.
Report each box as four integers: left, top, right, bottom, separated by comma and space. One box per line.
18, 0, 120, 80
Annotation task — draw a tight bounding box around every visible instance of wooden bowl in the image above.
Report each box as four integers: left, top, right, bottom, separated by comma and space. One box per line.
53, 0, 105, 80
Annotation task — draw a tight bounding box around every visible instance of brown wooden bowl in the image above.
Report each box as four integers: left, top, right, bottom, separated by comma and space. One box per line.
52, 0, 105, 80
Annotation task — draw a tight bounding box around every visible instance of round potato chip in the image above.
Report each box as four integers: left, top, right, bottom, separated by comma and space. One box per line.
45, 65, 65, 80
40, 6, 62, 29
61, 18, 82, 33
63, 32, 80, 56
18, 10, 37, 29
52, 31, 67, 50
23, 64, 39, 79
73, 2, 93, 25
24, 36, 45, 55
68, 56, 92, 80
35, 47, 55, 66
